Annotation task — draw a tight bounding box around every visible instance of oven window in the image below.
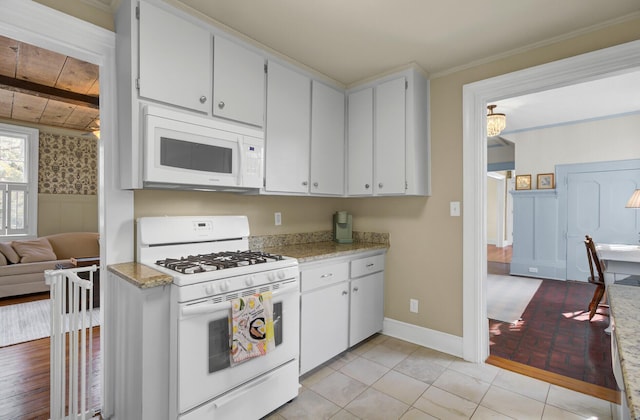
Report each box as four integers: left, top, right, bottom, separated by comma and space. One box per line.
160, 137, 232, 174
274, 302, 283, 346
208, 318, 231, 374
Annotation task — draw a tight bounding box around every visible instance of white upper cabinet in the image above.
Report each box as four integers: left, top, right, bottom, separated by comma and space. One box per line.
213, 36, 265, 127
138, 1, 211, 113
347, 88, 374, 196
375, 77, 407, 195
265, 61, 311, 193
310, 81, 345, 196
346, 67, 430, 197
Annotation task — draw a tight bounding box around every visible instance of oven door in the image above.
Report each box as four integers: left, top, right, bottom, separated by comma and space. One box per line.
176, 280, 299, 414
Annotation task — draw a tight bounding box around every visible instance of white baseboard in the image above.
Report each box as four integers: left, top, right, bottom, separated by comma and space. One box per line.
382, 318, 463, 359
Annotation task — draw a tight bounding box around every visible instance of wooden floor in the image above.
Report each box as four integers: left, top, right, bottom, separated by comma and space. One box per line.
487, 244, 512, 263
0, 293, 101, 420
486, 244, 619, 403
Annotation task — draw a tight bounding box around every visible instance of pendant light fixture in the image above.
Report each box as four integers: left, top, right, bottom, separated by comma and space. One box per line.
487, 105, 506, 137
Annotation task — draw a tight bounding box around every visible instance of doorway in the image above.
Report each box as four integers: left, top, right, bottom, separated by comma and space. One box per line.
0, 1, 133, 417
462, 39, 640, 364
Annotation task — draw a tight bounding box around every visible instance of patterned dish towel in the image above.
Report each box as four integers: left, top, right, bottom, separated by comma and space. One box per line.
230, 291, 275, 365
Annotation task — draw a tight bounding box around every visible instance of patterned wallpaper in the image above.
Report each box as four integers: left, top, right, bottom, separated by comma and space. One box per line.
39, 132, 97, 195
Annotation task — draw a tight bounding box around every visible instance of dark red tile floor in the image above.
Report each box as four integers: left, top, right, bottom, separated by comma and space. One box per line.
488, 263, 616, 390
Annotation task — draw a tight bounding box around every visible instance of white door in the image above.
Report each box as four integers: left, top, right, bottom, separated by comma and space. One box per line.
349, 273, 384, 347
347, 88, 374, 196
264, 61, 311, 193
566, 169, 640, 281
375, 77, 406, 195
310, 81, 345, 195
300, 282, 349, 374
213, 36, 265, 126
138, 0, 211, 113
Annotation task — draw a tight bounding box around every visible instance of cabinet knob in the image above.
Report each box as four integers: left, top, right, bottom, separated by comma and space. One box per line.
302, 181, 308, 186
218, 101, 225, 109
313, 182, 319, 187
378, 183, 384, 188
353, 287, 359, 292
199, 96, 207, 104
365, 184, 370, 189
342, 290, 348, 296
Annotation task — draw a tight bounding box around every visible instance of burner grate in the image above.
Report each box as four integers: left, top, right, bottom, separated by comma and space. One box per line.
156, 250, 284, 274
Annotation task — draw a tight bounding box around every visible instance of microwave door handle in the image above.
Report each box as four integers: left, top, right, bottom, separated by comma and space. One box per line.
237, 136, 244, 186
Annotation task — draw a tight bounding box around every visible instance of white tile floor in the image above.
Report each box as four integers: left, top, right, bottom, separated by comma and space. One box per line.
265, 334, 618, 420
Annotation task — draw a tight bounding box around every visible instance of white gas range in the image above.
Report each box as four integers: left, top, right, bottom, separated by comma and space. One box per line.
137, 215, 300, 420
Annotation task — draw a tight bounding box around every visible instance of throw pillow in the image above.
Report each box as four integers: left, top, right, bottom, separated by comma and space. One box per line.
0, 242, 20, 264
0, 251, 7, 266
12, 238, 57, 263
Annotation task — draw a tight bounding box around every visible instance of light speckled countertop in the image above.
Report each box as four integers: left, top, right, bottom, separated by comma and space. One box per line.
107, 262, 172, 289
107, 231, 389, 287
261, 241, 388, 263
251, 230, 389, 263
608, 284, 640, 419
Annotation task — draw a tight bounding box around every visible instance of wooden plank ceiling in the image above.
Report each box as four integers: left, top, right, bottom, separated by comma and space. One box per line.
0, 35, 100, 132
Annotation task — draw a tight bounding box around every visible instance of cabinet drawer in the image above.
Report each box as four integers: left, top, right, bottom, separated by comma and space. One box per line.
301, 262, 349, 292
350, 254, 385, 278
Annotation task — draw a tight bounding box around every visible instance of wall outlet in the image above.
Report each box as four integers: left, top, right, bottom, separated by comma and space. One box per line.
274, 212, 282, 226
409, 299, 419, 313
528, 267, 538, 273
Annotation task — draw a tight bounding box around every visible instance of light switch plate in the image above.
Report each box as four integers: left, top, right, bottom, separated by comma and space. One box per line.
450, 201, 461, 217
274, 212, 282, 226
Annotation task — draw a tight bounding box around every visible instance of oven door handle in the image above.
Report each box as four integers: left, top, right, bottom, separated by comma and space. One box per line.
181, 282, 299, 317
181, 301, 231, 316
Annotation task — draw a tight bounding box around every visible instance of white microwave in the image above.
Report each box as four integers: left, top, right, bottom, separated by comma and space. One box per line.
143, 106, 264, 190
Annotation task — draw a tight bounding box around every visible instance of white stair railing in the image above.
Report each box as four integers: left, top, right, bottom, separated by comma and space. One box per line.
45, 265, 98, 420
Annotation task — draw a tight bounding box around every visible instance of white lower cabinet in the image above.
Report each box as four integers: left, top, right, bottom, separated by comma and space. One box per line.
300, 281, 350, 374
299, 251, 385, 375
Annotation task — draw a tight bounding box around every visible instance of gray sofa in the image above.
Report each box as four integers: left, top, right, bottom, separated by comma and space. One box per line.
0, 232, 99, 299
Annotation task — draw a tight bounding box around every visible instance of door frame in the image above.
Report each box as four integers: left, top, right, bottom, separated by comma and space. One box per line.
462, 39, 640, 363
487, 172, 506, 248
0, 1, 135, 416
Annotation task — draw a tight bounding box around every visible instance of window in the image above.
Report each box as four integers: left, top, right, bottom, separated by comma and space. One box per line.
0, 123, 38, 239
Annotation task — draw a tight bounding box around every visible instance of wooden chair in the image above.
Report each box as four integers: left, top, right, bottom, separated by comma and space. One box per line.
584, 235, 607, 321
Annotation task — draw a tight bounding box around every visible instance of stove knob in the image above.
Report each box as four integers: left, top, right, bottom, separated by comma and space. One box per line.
277, 270, 286, 280
204, 284, 216, 295
245, 275, 255, 286
220, 280, 230, 292
267, 272, 276, 282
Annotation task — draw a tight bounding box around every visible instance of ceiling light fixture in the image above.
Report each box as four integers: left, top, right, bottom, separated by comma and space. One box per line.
625, 189, 640, 208
487, 105, 506, 137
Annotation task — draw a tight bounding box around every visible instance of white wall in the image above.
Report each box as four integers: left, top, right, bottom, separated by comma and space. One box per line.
486, 175, 498, 245
506, 113, 640, 181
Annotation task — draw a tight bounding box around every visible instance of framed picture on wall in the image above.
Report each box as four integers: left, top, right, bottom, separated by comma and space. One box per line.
515, 174, 532, 190
537, 173, 555, 189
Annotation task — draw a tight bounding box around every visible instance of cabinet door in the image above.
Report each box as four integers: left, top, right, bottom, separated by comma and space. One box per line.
349, 272, 384, 347
213, 36, 265, 127
138, 1, 211, 113
347, 88, 374, 196
375, 77, 406, 195
300, 282, 349, 374
265, 61, 311, 193
310, 81, 345, 195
